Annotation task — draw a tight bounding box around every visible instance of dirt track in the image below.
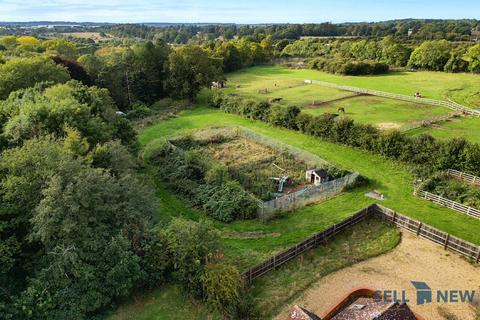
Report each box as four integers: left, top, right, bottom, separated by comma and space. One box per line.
275, 232, 480, 320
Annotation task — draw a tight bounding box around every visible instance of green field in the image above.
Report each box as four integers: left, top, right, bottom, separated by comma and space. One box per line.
224, 65, 480, 139
228, 66, 480, 108
304, 95, 449, 129
406, 117, 480, 144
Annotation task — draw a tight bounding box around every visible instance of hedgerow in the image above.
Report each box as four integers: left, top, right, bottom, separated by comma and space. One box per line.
210, 91, 480, 176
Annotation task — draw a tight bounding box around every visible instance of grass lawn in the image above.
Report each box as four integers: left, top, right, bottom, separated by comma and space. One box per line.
140, 107, 480, 248
304, 95, 449, 129
251, 217, 401, 318
229, 66, 480, 108
108, 284, 221, 320
223, 72, 353, 106
225, 65, 480, 140
406, 117, 480, 144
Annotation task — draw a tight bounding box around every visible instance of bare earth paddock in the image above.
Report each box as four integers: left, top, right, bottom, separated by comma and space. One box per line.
275, 232, 480, 320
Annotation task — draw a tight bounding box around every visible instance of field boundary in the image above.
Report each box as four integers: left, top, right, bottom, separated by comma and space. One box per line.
372, 204, 480, 261
447, 168, 480, 186
242, 204, 480, 284
415, 189, 480, 219
305, 79, 480, 117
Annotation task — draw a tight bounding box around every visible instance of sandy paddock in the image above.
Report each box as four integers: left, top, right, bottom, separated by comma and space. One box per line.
275, 232, 480, 320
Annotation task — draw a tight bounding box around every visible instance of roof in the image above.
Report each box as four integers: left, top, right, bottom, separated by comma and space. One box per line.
313, 169, 328, 178
288, 305, 321, 320
330, 297, 417, 320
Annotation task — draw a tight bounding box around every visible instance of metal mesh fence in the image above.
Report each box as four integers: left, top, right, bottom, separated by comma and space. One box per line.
258, 172, 359, 220
234, 127, 331, 168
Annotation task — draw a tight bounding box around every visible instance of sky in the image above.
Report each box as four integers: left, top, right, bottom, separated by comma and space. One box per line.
0, 0, 479, 24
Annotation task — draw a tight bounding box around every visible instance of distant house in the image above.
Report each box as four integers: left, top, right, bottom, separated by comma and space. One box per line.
306, 169, 329, 186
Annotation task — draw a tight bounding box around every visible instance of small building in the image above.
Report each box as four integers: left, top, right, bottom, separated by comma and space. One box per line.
306, 169, 328, 186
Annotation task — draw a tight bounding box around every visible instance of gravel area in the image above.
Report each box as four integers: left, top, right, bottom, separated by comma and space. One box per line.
275, 232, 480, 320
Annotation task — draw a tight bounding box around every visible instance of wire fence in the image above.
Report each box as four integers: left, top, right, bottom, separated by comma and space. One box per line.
258, 172, 359, 220
242, 204, 480, 285
232, 127, 359, 220
235, 127, 331, 168
306, 79, 480, 117
447, 169, 480, 186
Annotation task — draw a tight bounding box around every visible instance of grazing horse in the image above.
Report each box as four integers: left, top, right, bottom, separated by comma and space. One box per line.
338, 107, 345, 113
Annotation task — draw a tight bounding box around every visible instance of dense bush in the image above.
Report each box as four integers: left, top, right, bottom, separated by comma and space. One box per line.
210, 92, 480, 176
308, 57, 389, 75
201, 263, 243, 316
165, 218, 221, 296
419, 173, 480, 209
147, 140, 258, 222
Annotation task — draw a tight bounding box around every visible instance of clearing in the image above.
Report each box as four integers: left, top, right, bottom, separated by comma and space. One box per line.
275, 231, 480, 320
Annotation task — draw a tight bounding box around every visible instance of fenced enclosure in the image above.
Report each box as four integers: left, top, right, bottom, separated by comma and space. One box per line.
234, 127, 359, 220
306, 79, 480, 117
447, 168, 480, 186
415, 190, 480, 219
257, 171, 359, 220
242, 204, 480, 285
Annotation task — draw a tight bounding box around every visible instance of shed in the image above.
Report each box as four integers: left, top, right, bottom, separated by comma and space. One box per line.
306, 169, 328, 186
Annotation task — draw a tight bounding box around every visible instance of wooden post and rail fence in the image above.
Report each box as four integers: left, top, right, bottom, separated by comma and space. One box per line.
446, 168, 480, 186
242, 204, 480, 285
412, 169, 480, 220
305, 79, 480, 117
414, 190, 480, 219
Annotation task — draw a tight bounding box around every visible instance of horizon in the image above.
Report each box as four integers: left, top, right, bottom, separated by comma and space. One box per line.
0, 0, 479, 24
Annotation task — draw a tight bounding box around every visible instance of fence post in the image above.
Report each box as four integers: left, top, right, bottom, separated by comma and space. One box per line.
392, 211, 396, 223
477, 247, 480, 264
444, 234, 450, 250
416, 222, 422, 236
273, 256, 276, 270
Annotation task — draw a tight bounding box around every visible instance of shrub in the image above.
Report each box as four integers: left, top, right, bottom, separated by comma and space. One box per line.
201, 263, 242, 316
268, 105, 301, 129
196, 181, 258, 222
166, 218, 222, 297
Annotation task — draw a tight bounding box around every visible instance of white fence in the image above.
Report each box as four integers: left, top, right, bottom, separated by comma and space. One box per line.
447, 169, 480, 186
306, 79, 480, 117
415, 190, 480, 219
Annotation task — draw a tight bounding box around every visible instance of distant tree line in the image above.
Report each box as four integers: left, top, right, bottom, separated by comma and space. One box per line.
100, 19, 480, 43
210, 91, 480, 177
282, 37, 480, 73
